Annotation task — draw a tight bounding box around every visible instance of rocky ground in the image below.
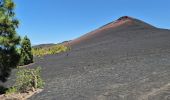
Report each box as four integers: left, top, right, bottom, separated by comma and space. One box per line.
3, 17, 170, 100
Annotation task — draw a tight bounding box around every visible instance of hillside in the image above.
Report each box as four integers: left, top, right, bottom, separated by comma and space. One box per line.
33, 40, 71, 49
4, 16, 170, 100
32, 43, 56, 49
66, 16, 156, 48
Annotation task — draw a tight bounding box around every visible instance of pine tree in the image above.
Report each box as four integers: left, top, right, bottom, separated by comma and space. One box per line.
0, 0, 20, 82
20, 36, 33, 65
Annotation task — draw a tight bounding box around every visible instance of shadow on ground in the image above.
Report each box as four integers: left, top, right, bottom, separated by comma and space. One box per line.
0, 85, 8, 94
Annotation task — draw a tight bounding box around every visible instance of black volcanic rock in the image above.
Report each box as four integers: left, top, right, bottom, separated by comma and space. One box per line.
4, 17, 170, 100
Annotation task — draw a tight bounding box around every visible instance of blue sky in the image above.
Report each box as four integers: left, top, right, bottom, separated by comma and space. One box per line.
14, 0, 170, 45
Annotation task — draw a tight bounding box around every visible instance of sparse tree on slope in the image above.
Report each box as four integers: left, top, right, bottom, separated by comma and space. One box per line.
0, 0, 20, 82
20, 36, 33, 65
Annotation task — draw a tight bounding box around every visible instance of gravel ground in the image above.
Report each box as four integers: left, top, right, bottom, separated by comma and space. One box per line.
3, 18, 170, 100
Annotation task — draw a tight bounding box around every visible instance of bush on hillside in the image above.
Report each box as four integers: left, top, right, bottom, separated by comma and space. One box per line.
6, 67, 44, 94
32, 45, 70, 57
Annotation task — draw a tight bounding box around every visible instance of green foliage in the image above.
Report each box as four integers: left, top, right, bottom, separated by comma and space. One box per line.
5, 86, 17, 94
0, 0, 20, 82
5, 67, 44, 94
19, 36, 33, 65
14, 67, 44, 93
32, 45, 70, 57
6, 67, 44, 94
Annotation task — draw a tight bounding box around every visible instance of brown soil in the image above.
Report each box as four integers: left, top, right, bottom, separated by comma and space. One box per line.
0, 89, 42, 100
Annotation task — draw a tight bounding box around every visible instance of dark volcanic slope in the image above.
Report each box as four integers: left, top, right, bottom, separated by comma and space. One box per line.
66, 16, 155, 48
5, 16, 170, 100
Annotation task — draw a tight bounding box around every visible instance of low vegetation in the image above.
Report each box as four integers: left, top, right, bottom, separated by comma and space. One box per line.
32, 45, 70, 57
6, 67, 44, 94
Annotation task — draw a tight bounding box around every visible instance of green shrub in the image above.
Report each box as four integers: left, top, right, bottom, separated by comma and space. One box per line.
5, 87, 17, 94
32, 45, 70, 57
6, 67, 44, 94
15, 67, 44, 93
